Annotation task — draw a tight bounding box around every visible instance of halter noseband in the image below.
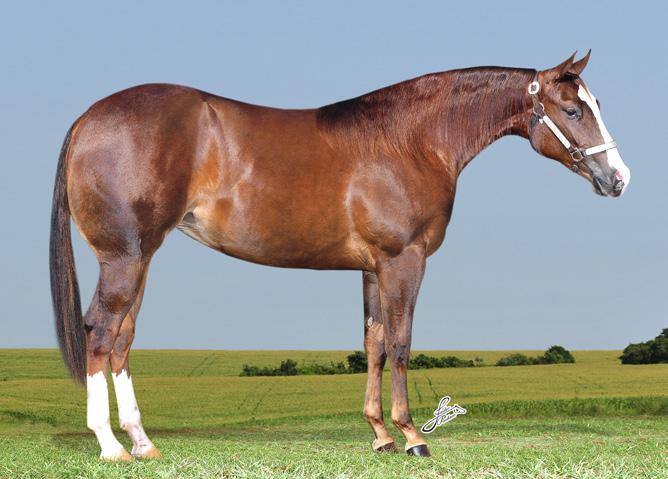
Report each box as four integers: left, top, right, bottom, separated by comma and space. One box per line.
527, 78, 617, 166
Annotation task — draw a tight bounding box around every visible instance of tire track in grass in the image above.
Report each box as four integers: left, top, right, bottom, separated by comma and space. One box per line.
426, 376, 440, 400
236, 378, 266, 411
413, 379, 423, 405
187, 353, 216, 377
186, 356, 210, 377
250, 382, 276, 419
195, 355, 217, 377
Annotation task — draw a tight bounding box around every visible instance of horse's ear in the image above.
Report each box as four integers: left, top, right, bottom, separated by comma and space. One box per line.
544, 51, 577, 82
569, 49, 591, 76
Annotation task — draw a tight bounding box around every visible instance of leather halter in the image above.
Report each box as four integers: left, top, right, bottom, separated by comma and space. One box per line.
527, 78, 617, 166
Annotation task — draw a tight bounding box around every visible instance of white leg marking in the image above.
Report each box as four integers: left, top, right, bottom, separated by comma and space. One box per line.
112, 370, 157, 456
577, 84, 631, 193
87, 372, 128, 460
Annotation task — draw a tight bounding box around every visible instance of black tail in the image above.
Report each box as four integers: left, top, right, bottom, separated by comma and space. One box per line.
50, 123, 86, 385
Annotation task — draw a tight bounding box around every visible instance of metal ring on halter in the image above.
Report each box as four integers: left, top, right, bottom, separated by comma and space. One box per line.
527, 81, 540, 95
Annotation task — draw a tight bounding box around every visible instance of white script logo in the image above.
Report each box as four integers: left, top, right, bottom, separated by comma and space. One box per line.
421, 396, 467, 433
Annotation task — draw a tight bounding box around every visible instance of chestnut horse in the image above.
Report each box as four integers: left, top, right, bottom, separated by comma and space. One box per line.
50, 51, 629, 460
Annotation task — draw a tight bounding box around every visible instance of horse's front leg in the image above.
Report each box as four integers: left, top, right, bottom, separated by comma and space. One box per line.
376, 245, 430, 456
362, 271, 397, 452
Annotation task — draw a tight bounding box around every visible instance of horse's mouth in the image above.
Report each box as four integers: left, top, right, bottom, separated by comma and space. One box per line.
592, 176, 623, 198
592, 177, 607, 196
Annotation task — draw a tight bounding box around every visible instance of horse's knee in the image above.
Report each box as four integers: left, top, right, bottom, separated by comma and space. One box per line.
387, 340, 410, 366
365, 334, 386, 361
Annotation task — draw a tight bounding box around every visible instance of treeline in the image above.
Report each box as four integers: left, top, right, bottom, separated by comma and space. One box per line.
241, 351, 369, 377
409, 354, 481, 369
240, 351, 478, 376
496, 346, 575, 366
620, 328, 668, 364
240, 346, 575, 376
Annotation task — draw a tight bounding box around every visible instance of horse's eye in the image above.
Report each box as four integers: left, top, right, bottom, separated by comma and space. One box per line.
565, 107, 580, 119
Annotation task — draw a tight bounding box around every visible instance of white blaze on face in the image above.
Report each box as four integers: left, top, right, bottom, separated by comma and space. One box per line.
577, 84, 631, 194
112, 369, 156, 456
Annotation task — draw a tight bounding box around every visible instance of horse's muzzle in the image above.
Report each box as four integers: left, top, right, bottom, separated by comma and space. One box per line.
592, 174, 625, 198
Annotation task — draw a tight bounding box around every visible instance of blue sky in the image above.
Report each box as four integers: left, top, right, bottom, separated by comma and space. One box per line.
1, 1, 666, 350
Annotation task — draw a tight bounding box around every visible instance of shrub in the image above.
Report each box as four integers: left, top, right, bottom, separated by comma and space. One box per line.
496, 353, 533, 367
620, 328, 668, 364
543, 345, 576, 364
241, 364, 277, 376
651, 336, 668, 361
240, 359, 299, 376
409, 353, 440, 369
441, 356, 475, 368
346, 351, 368, 373
300, 361, 348, 375
278, 359, 299, 376
409, 353, 475, 369
496, 346, 575, 367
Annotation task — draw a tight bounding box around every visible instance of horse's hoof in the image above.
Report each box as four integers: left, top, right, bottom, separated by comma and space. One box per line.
374, 442, 399, 453
134, 446, 162, 460
406, 444, 431, 457
100, 448, 133, 462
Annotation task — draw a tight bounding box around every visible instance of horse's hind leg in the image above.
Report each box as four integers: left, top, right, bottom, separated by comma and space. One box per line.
362, 272, 397, 452
109, 271, 161, 459
85, 256, 148, 461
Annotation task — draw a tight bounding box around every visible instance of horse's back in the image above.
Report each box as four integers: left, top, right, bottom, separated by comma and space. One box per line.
64, 83, 446, 270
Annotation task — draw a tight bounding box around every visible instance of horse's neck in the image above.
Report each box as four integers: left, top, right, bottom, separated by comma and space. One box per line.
317, 68, 535, 171
433, 68, 535, 172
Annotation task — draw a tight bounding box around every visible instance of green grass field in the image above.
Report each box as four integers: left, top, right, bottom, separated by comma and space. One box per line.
1, 349, 666, 478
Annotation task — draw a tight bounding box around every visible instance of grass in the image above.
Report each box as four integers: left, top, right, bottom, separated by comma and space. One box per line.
0, 349, 666, 478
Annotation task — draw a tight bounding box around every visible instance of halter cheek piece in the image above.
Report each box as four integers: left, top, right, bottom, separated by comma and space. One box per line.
527, 78, 617, 169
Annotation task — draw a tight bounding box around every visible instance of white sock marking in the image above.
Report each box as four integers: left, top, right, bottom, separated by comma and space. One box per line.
87, 371, 126, 459
112, 370, 156, 455
577, 84, 631, 193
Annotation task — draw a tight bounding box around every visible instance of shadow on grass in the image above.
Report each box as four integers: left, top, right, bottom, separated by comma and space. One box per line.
29, 396, 668, 455
49, 414, 647, 454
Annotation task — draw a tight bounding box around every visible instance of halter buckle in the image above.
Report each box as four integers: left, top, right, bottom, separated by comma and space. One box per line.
569, 147, 584, 162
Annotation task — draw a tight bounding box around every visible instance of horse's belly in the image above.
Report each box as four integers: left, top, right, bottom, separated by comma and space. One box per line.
176, 200, 370, 270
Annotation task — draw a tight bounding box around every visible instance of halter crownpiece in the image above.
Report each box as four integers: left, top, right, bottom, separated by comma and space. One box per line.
527, 77, 617, 163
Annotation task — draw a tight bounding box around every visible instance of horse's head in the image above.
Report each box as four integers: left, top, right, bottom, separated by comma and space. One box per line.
528, 51, 630, 197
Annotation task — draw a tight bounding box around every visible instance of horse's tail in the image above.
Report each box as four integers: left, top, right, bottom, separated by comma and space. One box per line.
50, 123, 86, 385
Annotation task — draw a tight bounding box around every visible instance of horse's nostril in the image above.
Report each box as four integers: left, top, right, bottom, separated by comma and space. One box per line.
613, 177, 624, 192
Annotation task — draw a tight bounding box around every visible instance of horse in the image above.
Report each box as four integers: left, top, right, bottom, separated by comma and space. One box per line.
50, 51, 630, 460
